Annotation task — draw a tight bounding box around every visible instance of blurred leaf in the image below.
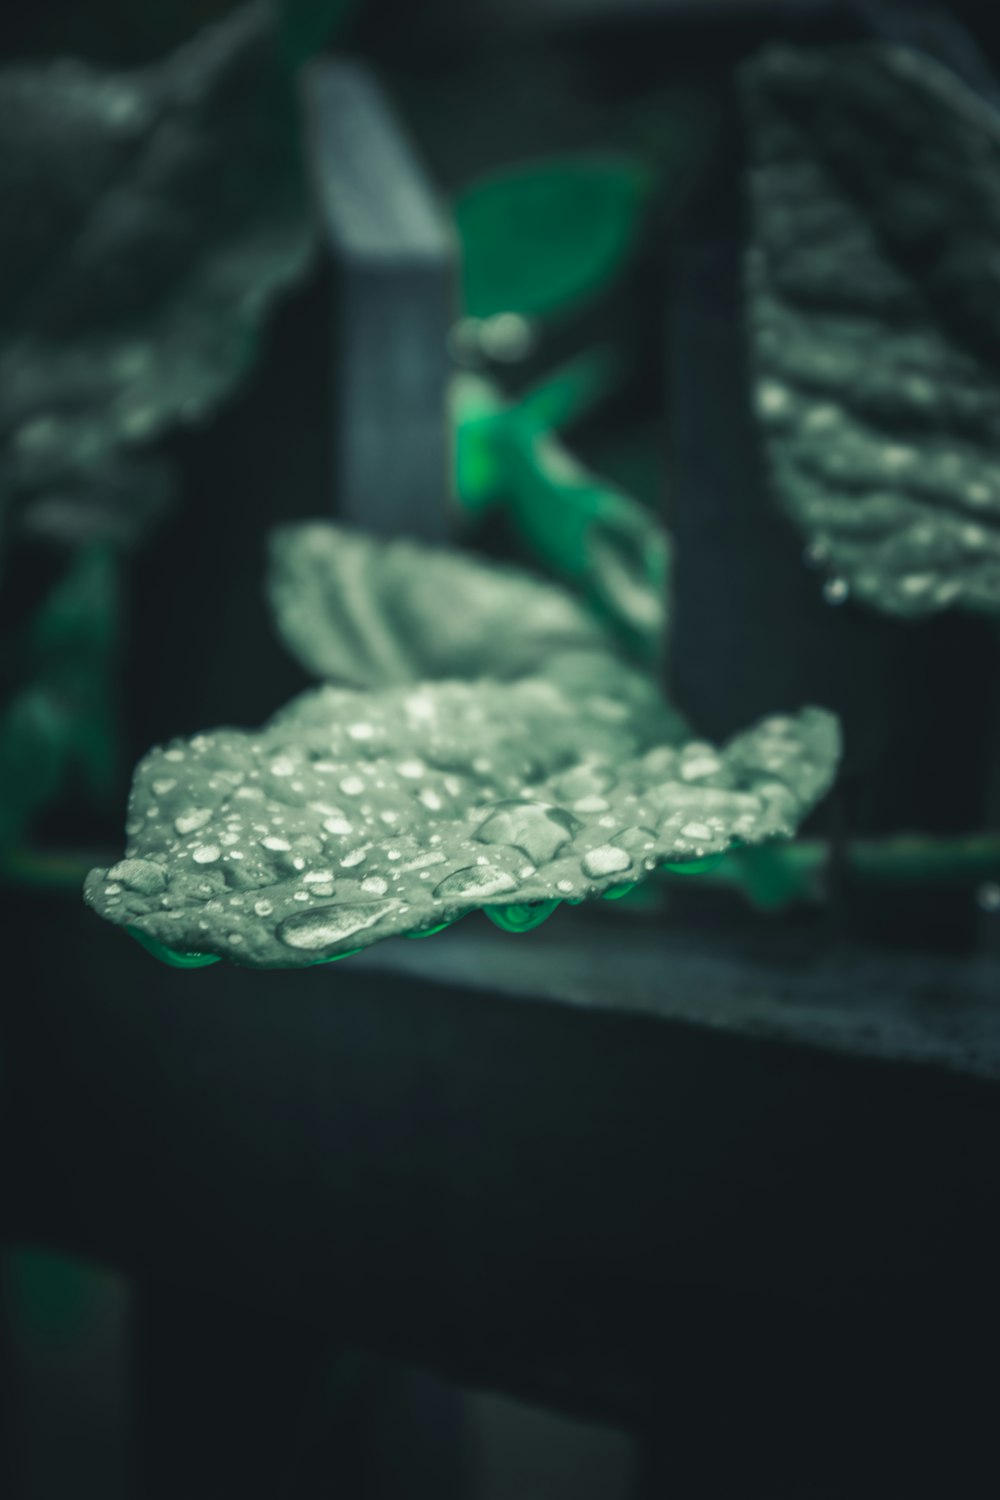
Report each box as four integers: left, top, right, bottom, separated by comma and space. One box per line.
742, 44, 1000, 618
455, 154, 651, 322
0, 1, 317, 573
452, 362, 669, 663
0, 545, 120, 849
277, 0, 359, 66
86, 524, 840, 967
267, 520, 610, 686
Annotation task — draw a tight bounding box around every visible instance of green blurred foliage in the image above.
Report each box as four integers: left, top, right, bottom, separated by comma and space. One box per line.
453, 356, 670, 665
454, 154, 652, 322
0, 546, 120, 853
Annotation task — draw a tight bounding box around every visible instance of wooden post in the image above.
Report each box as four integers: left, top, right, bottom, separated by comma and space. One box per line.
302, 60, 457, 541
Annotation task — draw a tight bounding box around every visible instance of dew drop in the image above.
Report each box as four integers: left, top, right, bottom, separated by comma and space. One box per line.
823, 577, 849, 606
323, 816, 353, 836
433, 866, 520, 900
192, 845, 221, 864
106, 859, 166, 895
977, 882, 1000, 913
279, 901, 398, 950
582, 846, 631, 878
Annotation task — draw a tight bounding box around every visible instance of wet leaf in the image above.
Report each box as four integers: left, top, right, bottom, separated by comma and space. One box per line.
455, 155, 651, 322
742, 44, 1000, 618
86, 529, 839, 967
267, 521, 610, 686
0, 1, 316, 569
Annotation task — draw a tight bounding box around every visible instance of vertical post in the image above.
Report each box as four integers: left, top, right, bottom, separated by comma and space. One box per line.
302, 60, 457, 541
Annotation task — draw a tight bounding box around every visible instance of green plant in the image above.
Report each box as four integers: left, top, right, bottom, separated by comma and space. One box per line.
83, 523, 839, 966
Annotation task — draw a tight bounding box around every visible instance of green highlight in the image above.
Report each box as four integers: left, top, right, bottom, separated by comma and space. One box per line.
126, 927, 221, 968
602, 882, 637, 900
406, 921, 455, 939
663, 850, 727, 876
485, 899, 561, 932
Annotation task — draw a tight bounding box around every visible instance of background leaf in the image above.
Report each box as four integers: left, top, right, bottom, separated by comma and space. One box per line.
0, 0, 316, 571
452, 360, 670, 663
454, 154, 651, 322
267, 521, 611, 686
742, 43, 1000, 618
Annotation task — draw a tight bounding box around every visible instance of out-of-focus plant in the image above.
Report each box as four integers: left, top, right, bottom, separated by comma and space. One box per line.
453, 353, 670, 666
0, 0, 352, 861
453, 154, 652, 327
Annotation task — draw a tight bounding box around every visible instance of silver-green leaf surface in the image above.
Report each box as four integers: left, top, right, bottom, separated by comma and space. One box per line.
86, 529, 839, 967
742, 43, 1000, 618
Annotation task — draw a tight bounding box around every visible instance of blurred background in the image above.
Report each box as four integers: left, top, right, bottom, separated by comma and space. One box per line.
3, 1, 1000, 1496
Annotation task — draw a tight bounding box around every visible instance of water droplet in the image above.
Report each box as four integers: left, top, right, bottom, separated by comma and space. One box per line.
433, 867, 520, 901
977, 882, 1000, 913
419, 788, 443, 811
480, 311, 535, 362
175, 808, 212, 835
340, 849, 366, 868
152, 778, 177, 797
361, 876, 389, 896
400, 851, 447, 873
192, 845, 221, 864
340, 776, 365, 796
397, 759, 425, 779
680, 821, 714, 841
680, 754, 722, 782
475, 802, 578, 865
261, 835, 291, 852
279, 901, 398, 950
270, 758, 295, 777
756, 380, 790, 417
106, 859, 166, 895
348, 723, 374, 740
573, 795, 610, 814
803, 541, 829, 570
254, 900, 274, 917
323, 816, 353, 836
582, 846, 631, 878
823, 577, 849, 606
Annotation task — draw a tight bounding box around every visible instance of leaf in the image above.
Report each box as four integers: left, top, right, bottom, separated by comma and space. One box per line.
0, 1, 316, 569
85, 527, 839, 967
452, 363, 669, 662
741, 43, 1000, 618
454, 155, 651, 322
267, 521, 611, 686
